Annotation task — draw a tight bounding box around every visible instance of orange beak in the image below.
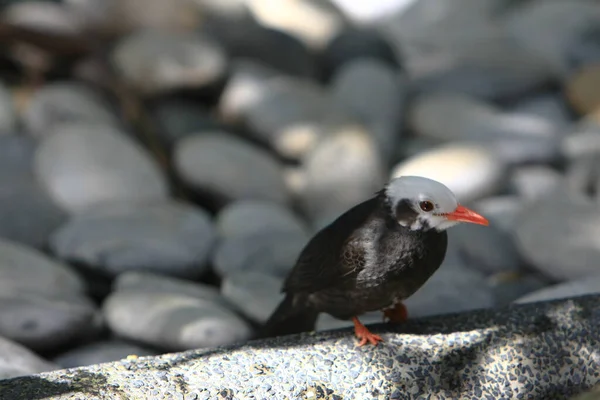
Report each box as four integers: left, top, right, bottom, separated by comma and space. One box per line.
445, 204, 489, 226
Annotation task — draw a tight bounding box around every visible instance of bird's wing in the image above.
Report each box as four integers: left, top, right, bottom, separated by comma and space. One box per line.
282, 197, 378, 294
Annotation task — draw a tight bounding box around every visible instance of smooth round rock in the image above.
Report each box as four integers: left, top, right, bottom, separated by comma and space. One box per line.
0, 239, 84, 297
472, 196, 523, 234
2, 1, 84, 35
562, 118, 600, 159
390, 144, 506, 204
112, 29, 227, 96
488, 272, 550, 307
34, 124, 169, 213
402, 261, 494, 318
174, 132, 288, 205
213, 231, 308, 279
0, 82, 16, 134
50, 200, 215, 278
330, 59, 407, 160
514, 274, 600, 304
221, 271, 284, 323
243, 76, 345, 160
566, 63, 600, 116
301, 124, 385, 222
322, 28, 401, 80
53, 339, 157, 369
0, 335, 58, 379
216, 200, 308, 239
515, 192, 600, 281
509, 166, 563, 202
23, 82, 120, 138
509, 91, 573, 128
454, 223, 522, 275
103, 291, 252, 351
113, 271, 229, 307
0, 290, 99, 352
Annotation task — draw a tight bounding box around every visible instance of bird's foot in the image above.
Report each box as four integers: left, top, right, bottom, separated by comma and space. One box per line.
352, 317, 383, 346
382, 302, 408, 324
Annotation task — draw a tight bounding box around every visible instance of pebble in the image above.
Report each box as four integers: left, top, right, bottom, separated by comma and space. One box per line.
173, 132, 289, 205
0, 82, 15, 134
514, 274, 600, 304
509, 166, 563, 202
566, 63, 600, 116
0, 289, 100, 352
53, 339, 157, 369
508, 91, 573, 128
453, 222, 522, 275
562, 118, 600, 159
330, 59, 407, 161
50, 200, 215, 278
150, 97, 223, 147
112, 29, 227, 96
409, 92, 562, 164
471, 196, 523, 233
242, 76, 345, 160
23, 82, 121, 138
215, 200, 308, 240
212, 231, 308, 279
514, 189, 600, 281
300, 124, 385, 223
245, 0, 345, 49
402, 261, 494, 318
566, 23, 600, 72
34, 124, 169, 213
103, 291, 252, 352
220, 271, 284, 323
0, 239, 85, 297
2, 1, 84, 35
0, 335, 58, 379
503, 0, 600, 74
390, 143, 506, 204
113, 271, 230, 307
488, 272, 550, 307
0, 135, 66, 248
322, 28, 401, 80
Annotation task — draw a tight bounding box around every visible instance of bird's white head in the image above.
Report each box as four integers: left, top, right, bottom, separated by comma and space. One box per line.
383, 176, 489, 232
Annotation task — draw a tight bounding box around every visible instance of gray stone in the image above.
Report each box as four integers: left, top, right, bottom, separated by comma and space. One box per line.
0, 289, 100, 352
173, 132, 289, 205
515, 274, 600, 304
112, 29, 227, 96
515, 188, 600, 281
103, 291, 252, 352
0, 82, 16, 134
113, 271, 226, 305
50, 200, 215, 278
3, 1, 84, 35
487, 272, 550, 307
503, 0, 600, 74
300, 124, 386, 223
510, 165, 563, 202
402, 261, 494, 318
0, 135, 66, 248
242, 76, 347, 160
53, 340, 158, 369
409, 92, 562, 165
453, 223, 522, 275
34, 124, 169, 213
23, 82, 120, 138
330, 59, 407, 161
0, 239, 85, 297
220, 271, 284, 323
212, 231, 308, 279
509, 91, 573, 128
562, 118, 600, 159
6, 293, 600, 399
0, 335, 58, 379
471, 195, 523, 233
215, 200, 308, 240
390, 143, 506, 204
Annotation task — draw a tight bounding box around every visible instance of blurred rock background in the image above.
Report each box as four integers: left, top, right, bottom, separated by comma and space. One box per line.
0, 0, 598, 379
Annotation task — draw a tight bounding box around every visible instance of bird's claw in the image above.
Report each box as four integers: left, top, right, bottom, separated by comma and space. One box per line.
352, 316, 383, 346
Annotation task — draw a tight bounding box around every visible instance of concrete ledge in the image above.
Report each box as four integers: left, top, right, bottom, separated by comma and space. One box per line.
1, 295, 600, 399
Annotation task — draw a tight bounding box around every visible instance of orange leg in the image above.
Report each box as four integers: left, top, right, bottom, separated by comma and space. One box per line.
382, 302, 408, 323
352, 317, 383, 346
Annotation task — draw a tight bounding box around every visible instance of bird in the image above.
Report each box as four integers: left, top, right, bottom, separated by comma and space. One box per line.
260, 175, 489, 346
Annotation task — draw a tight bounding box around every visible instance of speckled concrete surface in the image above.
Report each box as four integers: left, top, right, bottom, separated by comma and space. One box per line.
1, 295, 599, 400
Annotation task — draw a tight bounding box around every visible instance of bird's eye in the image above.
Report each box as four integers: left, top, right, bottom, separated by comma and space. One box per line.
419, 201, 434, 212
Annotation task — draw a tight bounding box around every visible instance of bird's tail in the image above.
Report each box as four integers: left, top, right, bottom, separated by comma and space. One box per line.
259, 294, 319, 338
